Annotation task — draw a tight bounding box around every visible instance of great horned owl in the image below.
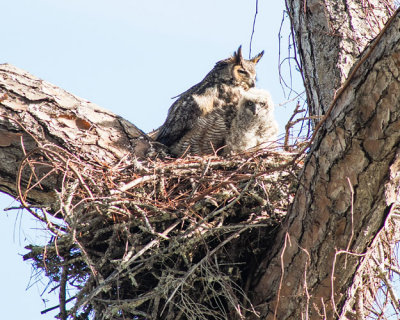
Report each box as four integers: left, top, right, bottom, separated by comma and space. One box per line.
170, 104, 235, 156
170, 88, 278, 157
156, 46, 264, 147
224, 88, 278, 154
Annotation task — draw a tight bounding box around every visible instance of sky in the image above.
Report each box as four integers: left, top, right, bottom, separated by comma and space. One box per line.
0, 1, 304, 319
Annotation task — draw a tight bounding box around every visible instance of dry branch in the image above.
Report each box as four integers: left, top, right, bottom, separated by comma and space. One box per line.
1, 4, 400, 320
16, 142, 302, 319
0, 67, 307, 317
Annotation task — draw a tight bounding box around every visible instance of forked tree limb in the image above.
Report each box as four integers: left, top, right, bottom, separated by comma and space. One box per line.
0, 5, 399, 320
251, 8, 400, 319
0, 64, 155, 206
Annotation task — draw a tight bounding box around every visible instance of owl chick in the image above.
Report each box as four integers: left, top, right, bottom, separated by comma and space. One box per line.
170, 88, 278, 157
225, 88, 278, 154
156, 46, 264, 147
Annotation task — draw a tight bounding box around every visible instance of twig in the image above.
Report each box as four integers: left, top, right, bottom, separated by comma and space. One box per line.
278, 91, 305, 107
41, 296, 76, 315
345, 177, 355, 268
274, 232, 292, 320
162, 226, 251, 314
115, 174, 157, 193
249, 0, 259, 58
331, 250, 366, 317
59, 262, 68, 320
376, 263, 400, 311
189, 158, 211, 199
284, 101, 308, 151
72, 219, 182, 313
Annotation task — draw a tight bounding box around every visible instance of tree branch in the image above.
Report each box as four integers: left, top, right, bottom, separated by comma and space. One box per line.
0, 63, 154, 207
252, 8, 400, 319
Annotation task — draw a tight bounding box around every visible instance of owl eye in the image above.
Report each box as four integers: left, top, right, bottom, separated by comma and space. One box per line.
246, 101, 254, 107
238, 69, 248, 75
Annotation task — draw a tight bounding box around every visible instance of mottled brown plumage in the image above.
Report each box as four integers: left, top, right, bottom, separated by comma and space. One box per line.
156, 46, 264, 147
171, 88, 278, 157
170, 104, 235, 156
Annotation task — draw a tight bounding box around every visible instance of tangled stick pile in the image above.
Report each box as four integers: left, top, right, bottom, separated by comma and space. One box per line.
14, 139, 400, 319
18, 143, 304, 320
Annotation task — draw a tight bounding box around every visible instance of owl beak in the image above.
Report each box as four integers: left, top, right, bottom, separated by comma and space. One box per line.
248, 79, 255, 88
247, 104, 258, 115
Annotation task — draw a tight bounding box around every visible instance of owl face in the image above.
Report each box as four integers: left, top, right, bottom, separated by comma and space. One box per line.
238, 88, 273, 120
243, 98, 266, 115
156, 46, 265, 150
216, 46, 264, 90
224, 88, 278, 154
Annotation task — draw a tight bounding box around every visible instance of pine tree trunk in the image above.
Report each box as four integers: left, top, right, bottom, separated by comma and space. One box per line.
287, 0, 395, 119
249, 4, 400, 319
0, 3, 399, 320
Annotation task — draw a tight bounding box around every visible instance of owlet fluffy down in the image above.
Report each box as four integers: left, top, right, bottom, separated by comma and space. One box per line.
171, 88, 278, 156
224, 88, 278, 155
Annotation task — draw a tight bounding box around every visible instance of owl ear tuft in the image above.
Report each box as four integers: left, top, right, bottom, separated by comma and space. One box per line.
251, 50, 264, 64
232, 45, 244, 65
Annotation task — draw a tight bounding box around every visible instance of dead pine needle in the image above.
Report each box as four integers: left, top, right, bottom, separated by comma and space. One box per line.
16, 141, 304, 319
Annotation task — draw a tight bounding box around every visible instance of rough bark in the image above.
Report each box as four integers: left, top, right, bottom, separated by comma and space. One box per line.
0, 4, 399, 320
251, 8, 400, 319
286, 0, 395, 119
0, 64, 154, 207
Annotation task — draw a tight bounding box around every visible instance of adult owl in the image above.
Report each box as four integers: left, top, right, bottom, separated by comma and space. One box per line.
170, 104, 235, 156
170, 88, 278, 156
155, 46, 264, 147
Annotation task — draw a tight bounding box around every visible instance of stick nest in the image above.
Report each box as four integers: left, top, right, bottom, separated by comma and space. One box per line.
19, 144, 304, 320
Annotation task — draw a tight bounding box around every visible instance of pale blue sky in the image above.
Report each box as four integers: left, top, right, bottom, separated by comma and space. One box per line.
0, 1, 303, 319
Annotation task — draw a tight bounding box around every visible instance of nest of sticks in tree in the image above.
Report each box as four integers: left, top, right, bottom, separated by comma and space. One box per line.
16, 139, 305, 320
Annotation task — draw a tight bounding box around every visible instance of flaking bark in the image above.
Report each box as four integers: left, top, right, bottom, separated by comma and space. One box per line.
0, 3, 399, 320
286, 0, 395, 120
251, 7, 400, 319
0, 64, 154, 207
